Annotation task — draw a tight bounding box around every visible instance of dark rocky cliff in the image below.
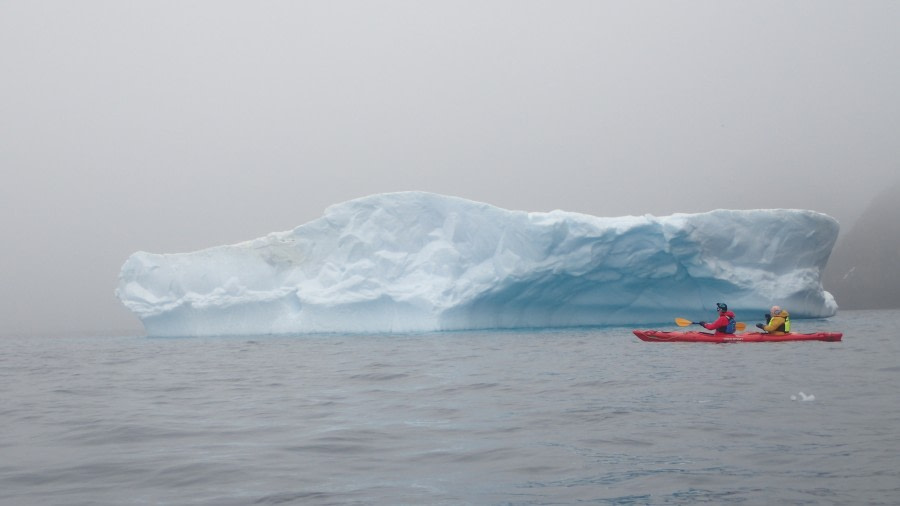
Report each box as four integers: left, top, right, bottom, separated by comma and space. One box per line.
824, 182, 900, 309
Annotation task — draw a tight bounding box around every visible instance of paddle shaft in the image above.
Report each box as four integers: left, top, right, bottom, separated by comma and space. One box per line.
675, 317, 746, 331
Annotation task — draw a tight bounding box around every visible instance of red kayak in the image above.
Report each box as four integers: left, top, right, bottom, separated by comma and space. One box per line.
633, 330, 843, 343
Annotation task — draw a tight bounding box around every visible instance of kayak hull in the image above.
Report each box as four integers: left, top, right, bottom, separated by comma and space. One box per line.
633, 330, 842, 343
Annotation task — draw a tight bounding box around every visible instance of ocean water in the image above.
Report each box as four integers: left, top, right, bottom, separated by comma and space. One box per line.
2, 310, 899, 506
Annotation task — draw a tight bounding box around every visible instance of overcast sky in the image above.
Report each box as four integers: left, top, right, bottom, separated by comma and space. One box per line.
1, 1, 898, 335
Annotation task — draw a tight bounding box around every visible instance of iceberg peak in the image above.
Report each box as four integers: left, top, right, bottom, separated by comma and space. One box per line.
116, 191, 839, 336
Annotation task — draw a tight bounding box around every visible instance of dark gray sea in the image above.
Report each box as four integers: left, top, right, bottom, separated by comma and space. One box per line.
2, 309, 898, 505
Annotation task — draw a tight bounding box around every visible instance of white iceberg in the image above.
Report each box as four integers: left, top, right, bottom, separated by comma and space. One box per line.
116, 191, 839, 336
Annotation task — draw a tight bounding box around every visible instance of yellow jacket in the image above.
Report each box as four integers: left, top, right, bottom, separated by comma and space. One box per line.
762, 309, 790, 335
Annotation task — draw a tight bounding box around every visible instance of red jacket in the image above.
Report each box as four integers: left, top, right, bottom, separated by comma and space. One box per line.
701, 311, 736, 334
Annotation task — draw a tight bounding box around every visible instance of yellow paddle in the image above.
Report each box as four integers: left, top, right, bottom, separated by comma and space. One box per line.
675, 318, 746, 331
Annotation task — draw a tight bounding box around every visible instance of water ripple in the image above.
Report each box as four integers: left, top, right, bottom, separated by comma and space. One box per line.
2, 310, 899, 505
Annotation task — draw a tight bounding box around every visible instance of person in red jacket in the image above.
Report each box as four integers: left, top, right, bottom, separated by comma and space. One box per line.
697, 302, 737, 334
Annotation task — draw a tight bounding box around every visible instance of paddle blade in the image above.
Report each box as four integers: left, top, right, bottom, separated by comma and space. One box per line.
736, 322, 747, 331
675, 318, 693, 327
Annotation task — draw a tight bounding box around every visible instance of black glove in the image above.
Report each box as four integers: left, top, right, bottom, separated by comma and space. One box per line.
697, 321, 706, 326
764, 313, 771, 323
756, 323, 765, 330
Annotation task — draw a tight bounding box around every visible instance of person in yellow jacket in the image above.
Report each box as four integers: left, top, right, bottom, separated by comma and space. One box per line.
756, 306, 791, 335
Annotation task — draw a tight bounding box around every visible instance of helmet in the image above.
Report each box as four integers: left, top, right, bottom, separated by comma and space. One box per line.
771, 305, 781, 315
716, 302, 728, 312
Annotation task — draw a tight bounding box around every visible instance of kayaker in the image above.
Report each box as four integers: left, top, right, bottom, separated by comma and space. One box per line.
697, 302, 737, 334
756, 306, 791, 335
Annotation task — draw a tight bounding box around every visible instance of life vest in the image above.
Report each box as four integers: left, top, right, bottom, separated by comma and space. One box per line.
770, 313, 790, 333
722, 316, 736, 334
767, 314, 791, 333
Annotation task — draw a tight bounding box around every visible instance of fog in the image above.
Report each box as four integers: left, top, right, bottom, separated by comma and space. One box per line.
1, 1, 898, 335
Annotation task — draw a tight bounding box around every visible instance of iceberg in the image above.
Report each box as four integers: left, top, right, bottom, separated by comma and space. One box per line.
116, 192, 839, 337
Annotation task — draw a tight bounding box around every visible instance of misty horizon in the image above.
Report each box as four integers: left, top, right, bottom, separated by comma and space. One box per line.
2, 1, 898, 335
